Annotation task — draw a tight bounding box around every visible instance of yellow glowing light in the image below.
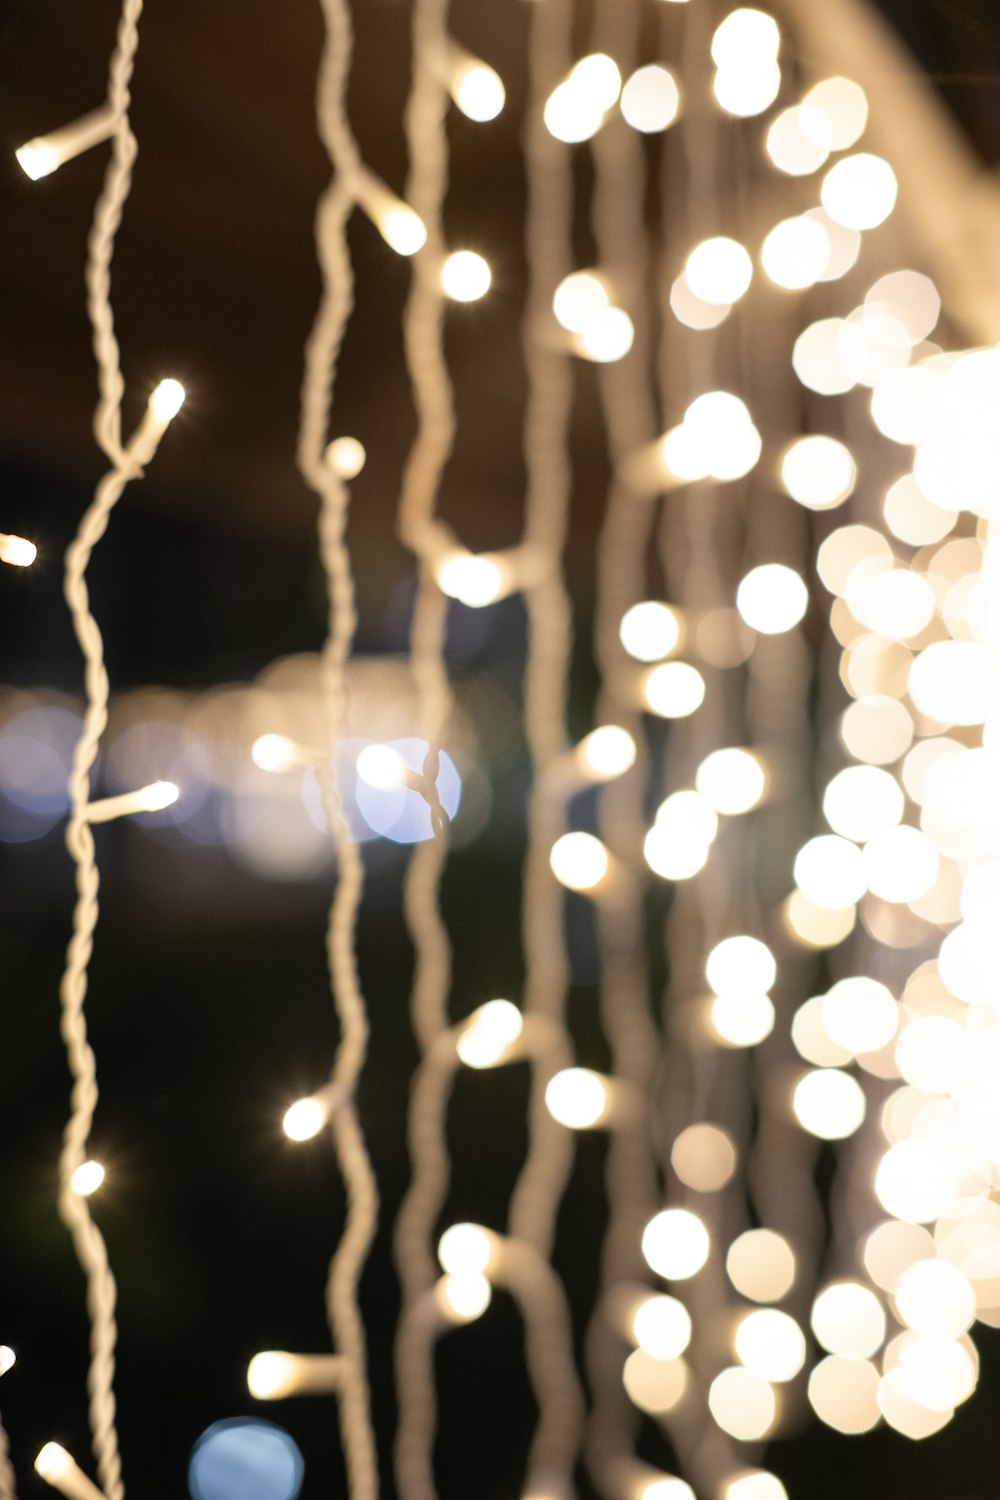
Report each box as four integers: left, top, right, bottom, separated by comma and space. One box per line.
713, 60, 781, 118
642, 1208, 710, 1280
781, 435, 856, 511
544, 80, 605, 142
248, 1351, 302, 1399
808, 1355, 880, 1434
761, 214, 830, 291
149, 378, 186, 423
441, 250, 491, 302
711, 8, 781, 69
766, 105, 830, 176
877, 1366, 954, 1439
685, 237, 752, 306
436, 552, 505, 607
619, 601, 681, 662
669, 274, 731, 331
785, 892, 856, 950
637, 1478, 695, 1500
841, 694, 914, 766
438, 1222, 494, 1275
821, 153, 897, 230
791, 996, 852, 1066
708, 1366, 776, 1441
794, 834, 866, 910
736, 564, 808, 634
452, 60, 505, 122
895, 1259, 975, 1338
325, 436, 366, 479
34, 1444, 74, 1483
545, 1067, 610, 1129
549, 831, 610, 892
801, 77, 868, 150
570, 52, 622, 110
726, 1228, 796, 1302
671, 1122, 737, 1192
884, 475, 954, 547
622, 1349, 689, 1414
864, 1220, 936, 1294
16, 104, 117, 182
811, 1282, 886, 1358
437, 1272, 492, 1322
552, 271, 609, 334
792, 1069, 866, 1139
706, 935, 775, 997
681, 391, 762, 481
897, 1334, 976, 1412
710, 992, 776, 1048
0, 533, 37, 567
875, 1138, 961, 1223
723, 1473, 788, 1500
70, 1159, 105, 1196
252, 734, 300, 773
456, 999, 523, 1068
735, 1309, 806, 1382
16, 141, 61, 180
644, 661, 705, 719
631, 1295, 692, 1360
643, 824, 711, 883
621, 65, 681, 133
377, 201, 427, 256
863, 825, 939, 903
356, 744, 408, 792
792, 318, 858, 396
0, 1347, 14, 1377
867, 271, 940, 343
695, 747, 765, 815
579, 307, 635, 363
821, 976, 897, 1054
909, 641, 998, 727
283, 1095, 329, 1141
823, 766, 903, 843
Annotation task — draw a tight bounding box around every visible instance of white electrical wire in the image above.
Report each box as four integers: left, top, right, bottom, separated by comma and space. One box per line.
0, 1415, 16, 1500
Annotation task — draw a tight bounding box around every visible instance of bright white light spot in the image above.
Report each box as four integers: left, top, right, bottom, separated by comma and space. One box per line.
544, 1067, 609, 1129
669, 274, 732, 331
801, 77, 868, 151
549, 831, 609, 892
552, 271, 609, 333
456, 999, 523, 1069
808, 1355, 880, 1433
632, 1295, 693, 1360
696, 747, 765, 815
356, 744, 408, 791
442, 250, 491, 302
685, 237, 752, 306
711, 9, 781, 69
792, 318, 858, 396
71, 1160, 105, 1196
780, 435, 856, 510
325, 436, 366, 478
622, 1349, 689, 1414
437, 553, 504, 607
811, 1282, 886, 1358
579, 307, 634, 363
766, 105, 830, 176
713, 60, 782, 118
708, 1366, 776, 1441
821, 975, 897, 1054
150, 378, 186, 422
620, 601, 682, 662
0, 534, 37, 568
251, 734, 299, 773
454, 62, 505, 122
438, 1272, 492, 1322
726, 1228, 796, 1303
821, 153, 897, 230
642, 1208, 710, 1280
735, 1309, 806, 1382
438, 1222, 493, 1275
380, 204, 428, 256
621, 65, 681, 133
863, 825, 939, 903
823, 765, 903, 843
897, 1335, 976, 1412
793, 1069, 866, 1139
710, 992, 775, 1048
282, 1096, 327, 1141
794, 834, 866, 909
723, 1473, 788, 1500
895, 1260, 976, 1338
737, 564, 808, 634
761, 214, 831, 290
671, 1123, 737, 1192
706, 934, 776, 996
875, 1138, 961, 1223
644, 661, 705, 718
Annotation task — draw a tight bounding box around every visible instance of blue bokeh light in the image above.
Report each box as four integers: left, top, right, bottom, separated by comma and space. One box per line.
188, 1418, 304, 1500
354, 736, 462, 843
0, 706, 79, 842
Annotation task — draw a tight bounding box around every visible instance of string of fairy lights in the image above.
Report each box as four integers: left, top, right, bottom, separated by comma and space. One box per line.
6, 0, 1000, 1496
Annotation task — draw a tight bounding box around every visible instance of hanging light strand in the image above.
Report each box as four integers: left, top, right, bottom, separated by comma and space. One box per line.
0, 1416, 15, 1500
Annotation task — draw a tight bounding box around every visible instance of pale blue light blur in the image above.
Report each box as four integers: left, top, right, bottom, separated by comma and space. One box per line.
355, 737, 461, 843
301, 736, 377, 843
0, 706, 79, 842
106, 719, 213, 829
188, 1418, 304, 1500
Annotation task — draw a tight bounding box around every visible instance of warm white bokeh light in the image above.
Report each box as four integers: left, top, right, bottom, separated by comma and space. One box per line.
794, 834, 866, 909
808, 1355, 880, 1433
325, 435, 367, 479
549, 832, 610, 892
696, 747, 766, 815
544, 1067, 610, 1129
761, 215, 831, 291
726, 1228, 796, 1303
671, 1123, 737, 1192
821, 153, 898, 230
553, 271, 609, 333
632, 1295, 693, 1361
792, 1069, 866, 1139
708, 1366, 776, 1441
456, 999, 523, 1069
441, 250, 491, 302
621, 65, 681, 133
642, 1208, 711, 1280
801, 77, 868, 151
620, 601, 682, 662
438, 1222, 493, 1276
735, 1309, 806, 1382
579, 307, 635, 363
811, 1282, 886, 1358
685, 238, 753, 306
644, 662, 706, 719
706, 935, 776, 997
823, 766, 903, 843
283, 1095, 328, 1141
737, 564, 808, 634
781, 435, 857, 511
70, 1159, 105, 1196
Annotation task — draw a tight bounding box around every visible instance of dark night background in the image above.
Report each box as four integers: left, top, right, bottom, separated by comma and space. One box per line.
1, 1, 1000, 1496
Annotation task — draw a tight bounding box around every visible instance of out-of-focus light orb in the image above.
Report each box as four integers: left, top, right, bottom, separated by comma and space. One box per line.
761, 215, 831, 291
713, 63, 782, 120
736, 564, 808, 635
807, 207, 862, 281
785, 892, 856, 950
877, 1367, 954, 1439
621, 65, 681, 133
441, 250, 491, 302
671, 1123, 737, 1192
821, 976, 896, 1055
780, 435, 856, 511
864, 1220, 936, 1294
875, 1138, 961, 1223
708, 1367, 776, 1441
438, 1222, 492, 1275
553, 271, 609, 333
643, 824, 711, 883
188, 1419, 304, 1500
808, 1356, 880, 1434
897, 1335, 976, 1412
682, 391, 762, 480
801, 77, 869, 150
620, 601, 682, 662
895, 1016, 959, 1095
710, 992, 776, 1048
823, 765, 903, 843
325, 436, 366, 479
794, 834, 866, 910
282, 1096, 327, 1142
70, 1160, 105, 1196
544, 81, 605, 143
356, 743, 408, 791
695, 747, 765, 815
544, 1067, 609, 1129
868, 270, 940, 342
654, 790, 719, 845
792, 1069, 866, 1139
456, 999, 523, 1069
438, 1270, 492, 1322
380, 204, 428, 257
711, 8, 781, 68
811, 1282, 886, 1358
580, 725, 636, 779
726, 1229, 796, 1303
453, 61, 505, 122
549, 831, 609, 892
817, 523, 891, 596
639, 1480, 695, 1500
437, 552, 504, 606
251, 734, 299, 773
859, 570, 935, 641
723, 1473, 787, 1500
863, 825, 939, 903
669, 274, 731, 330
821, 153, 897, 230
685, 237, 753, 306
913, 427, 1000, 515
941, 347, 1000, 430
870, 365, 944, 446
840, 694, 914, 766
660, 423, 709, 482
571, 53, 622, 110
644, 661, 706, 718
792, 996, 852, 1067
706, 935, 776, 997
642, 1208, 711, 1280
632, 1295, 693, 1360
622, 1350, 689, 1414
895, 1260, 976, 1338
766, 105, 830, 176
735, 1309, 806, 1382
579, 307, 635, 363
792, 318, 858, 396
909, 641, 999, 726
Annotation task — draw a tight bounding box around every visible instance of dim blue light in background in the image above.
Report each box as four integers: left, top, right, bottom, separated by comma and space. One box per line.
188, 1417, 304, 1500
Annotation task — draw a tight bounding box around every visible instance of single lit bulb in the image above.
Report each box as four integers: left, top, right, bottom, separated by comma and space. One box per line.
149, 378, 186, 423
545, 1067, 610, 1129
438, 1222, 494, 1275
452, 60, 505, 122
713, 61, 782, 119
644, 661, 705, 718
570, 53, 622, 111
685, 237, 752, 306
441, 250, 491, 302
247, 1351, 300, 1399
706, 935, 776, 996
553, 271, 610, 333
632, 1295, 692, 1359
821, 153, 897, 231
325, 436, 366, 478
811, 1282, 886, 1358
711, 9, 781, 69
283, 1095, 328, 1141
456, 999, 523, 1068
579, 307, 634, 362
549, 831, 610, 892
579, 725, 636, 778
437, 1271, 492, 1322
0, 533, 37, 567
17, 141, 61, 180
781, 435, 857, 510
252, 734, 300, 773
621, 65, 681, 133
708, 1366, 777, 1441
356, 743, 408, 790
761, 215, 831, 290
375, 200, 427, 256
696, 747, 766, 815
436, 552, 505, 606
735, 1309, 806, 1382
736, 564, 808, 634
801, 77, 868, 151
792, 1069, 866, 1139
70, 1160, 105, 1197
620, 601, 682, 661
642, 1207, 710, 1279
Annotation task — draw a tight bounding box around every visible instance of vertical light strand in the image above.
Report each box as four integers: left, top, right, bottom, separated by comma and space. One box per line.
583, 0, 666, 1491
0, 1415, 16, 1500
296, 2, 377, 1496
56, 8, 145, 1498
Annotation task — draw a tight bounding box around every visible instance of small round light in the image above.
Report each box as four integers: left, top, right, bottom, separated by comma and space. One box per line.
642, 1208, 710, 1280
441, 250, 491, 302
736, 565, 808, 634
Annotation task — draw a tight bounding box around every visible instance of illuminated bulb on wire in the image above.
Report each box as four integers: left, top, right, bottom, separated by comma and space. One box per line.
801, 77, 868, 151
708, 1367, 776, 1441
578, 307, 634, 363
570, 53, 622, 111
552, 271, 609, 333
247, 1350, 344, 1399
438, 1222, 495, 1275
0, 1347, 13, 1377
644, 662, 705, 718
737, 564, 808, 634
436, 1272, 492, 1323
811, 1282, 885, 1358
325, 436, 366, 479
84, 780, 179, 824
695, 747, 765, 815
684, 237, 752, 306
0, 533, 37, 567
631, 1295, 692, 1359
252, 734, 301, 773
711, 8, 781, 68
436, 551, 505, 607
282, 1095, 329, 1142
549, 831, 610, 892
723, 1474, 788, 1500
447, 51, 505, 122
620, 65, 681, 133
637, 1479, 695, 1500
148, 377, 186, 424
780, 435, 856, 511
16, 103, 117, 181
735, 1309, 806, 1382
682, 391, 761, 480
726, 1229, 796, 1302
359, 180, 427, 255
456, 999, 523, 1068
793, 834, 866, 909
577, 725, 636, 779
821, 153, 897, 231
792, 1069, 866, 1139
545, 1067, 611, 1129
761, 215, 831, 290
765, 106, 829, 176
70, 1159, 105, 1196
34, 1443, 106, 1500
713, 62, 781, 119
642, 1208, 710, 1280
356, 743, 408, 791
441, 250, 491, 302
620, 601, 681, 661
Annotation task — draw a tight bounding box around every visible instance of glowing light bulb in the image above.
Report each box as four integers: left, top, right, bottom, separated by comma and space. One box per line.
553, 271, 609, 333
16, 141, 61, 180
246, 1351, 343, 1399
545, 1067, 610, 1128
695, 747, 765, 815
360, 180, 428, 255
897, 1335, 976, 1412
441, 250, 491, 302
681, 391, 761, 480
708, 1367, 776, 1441
252, 734, 300, 773
736, 564, 808, 635
793, 835, 866, 910
642, 1208, 710, 1280
713, 61, 781, 118
821, 153, 897, 231
0, 1347, 14, 1377
578, 725, 636, 779
438, 1222, 494, 1275
761, 215, 831, 291
821, 976, 897, 1054
620, 601, 682, 661
671, 1123, 737, 1192
324, 436, 366, 480
549, 831, 610, 892
711, 9, 781, 69
811, 1282, 885, 1357
436, 551, 505, 607
801, 77, 868, 150
148, 378, 186, 425
356, 743, 408, 790
437, 1271, 492, 1322
632, 1295, 693, 1359
644, 661, 705, 718
709, 992, 775, 1047
793, 318, 859, 396
792, 1069, 866, 1139
544, 81, 606, 143
895, 1260, 976, 1338
579, 307, 634, 363
451, 58, 505, 122
456, 999, 523, 1068
84, 780, 179, 825
638, 1477, 695, 1500
874, 1138, 961, 1223
780, 436, 856, 510
0, 533, 37, 567
766, 106, 830, 176
726, 1228, 796, 1302
669, 274, 732, 331
570, 53, 622, 111
863, 825, 939, 903
808, 1355, 880, 1433
622, 1349, 690, 1414
685, 237, 752, 306
724, 1473, 788, 1500
16, 104, 117, 181
283, 1095, 329, 1141
706, 935, 776, 997
823, 766, 903, 844
70, 1159, 105, 1196
621, 65, 681, 133
735, 1309, 806, 1382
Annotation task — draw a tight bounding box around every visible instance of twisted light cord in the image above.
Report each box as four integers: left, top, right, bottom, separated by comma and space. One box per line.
296, 2, 377, 1495
0, 1414, 16, 1500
